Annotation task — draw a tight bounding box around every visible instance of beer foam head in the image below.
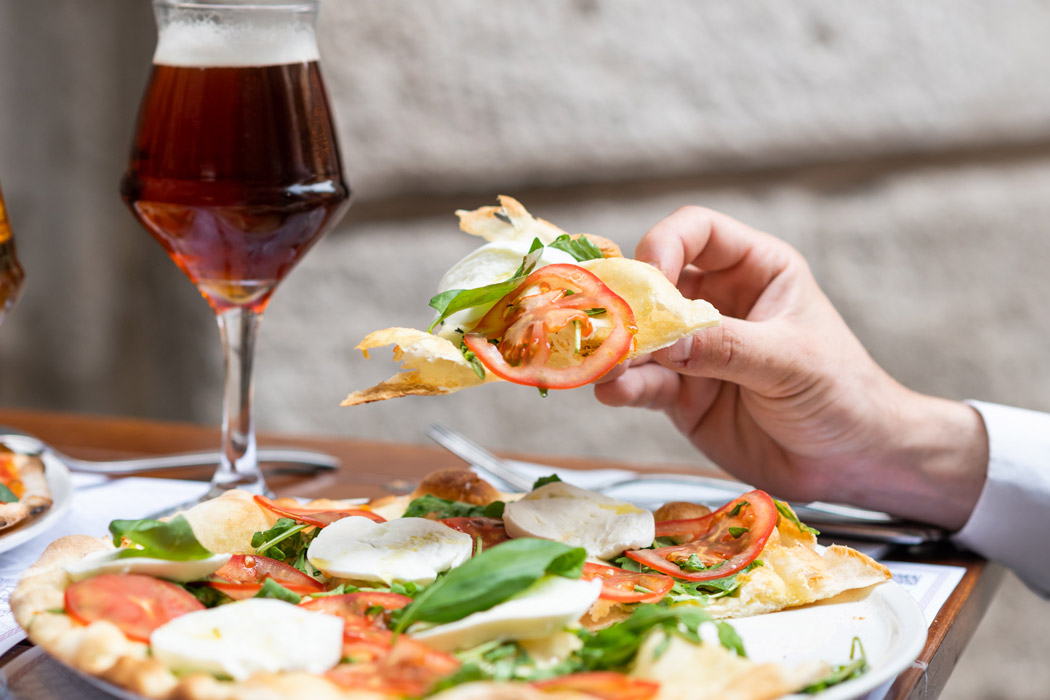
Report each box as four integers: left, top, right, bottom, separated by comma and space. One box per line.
154, 18, 319, 67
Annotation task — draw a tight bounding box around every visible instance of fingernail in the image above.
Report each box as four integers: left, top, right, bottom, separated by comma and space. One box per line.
665, 334, 693, 366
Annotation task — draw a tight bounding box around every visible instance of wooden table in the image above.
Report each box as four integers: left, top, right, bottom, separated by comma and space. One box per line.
0, 408, 1003, 700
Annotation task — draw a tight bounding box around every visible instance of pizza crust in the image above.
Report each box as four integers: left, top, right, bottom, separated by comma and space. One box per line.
0, 453, 52, 531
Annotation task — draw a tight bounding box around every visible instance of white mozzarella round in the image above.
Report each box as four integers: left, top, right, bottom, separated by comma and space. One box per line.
65, 550, 232, 583
503, 482, 655, 560
412, 575, 602, 652
307, 516, 473, 585
436, 239, 576, 339
150, 598, 343, 681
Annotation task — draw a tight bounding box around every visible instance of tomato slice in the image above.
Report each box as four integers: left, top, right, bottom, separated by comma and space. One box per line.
254, 494, 385, 527
581, 562, 673, 604
462, 263, 636, 390
316, 593, 460, 696
206, 554, 325, 599
64, 573, 204, 642
440, 516, 511, 552
627, 490, 777, 582
532, 672, 660, 700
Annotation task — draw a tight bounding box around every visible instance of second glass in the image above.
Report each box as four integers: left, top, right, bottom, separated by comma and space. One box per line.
121, 0, 351, 498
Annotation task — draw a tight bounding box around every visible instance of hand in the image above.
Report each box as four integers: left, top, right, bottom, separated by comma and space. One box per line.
595, 206, 988, 529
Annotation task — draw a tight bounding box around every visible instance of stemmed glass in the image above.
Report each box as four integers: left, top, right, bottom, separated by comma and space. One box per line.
120, 0, 350, 500
0, 183, 24, 328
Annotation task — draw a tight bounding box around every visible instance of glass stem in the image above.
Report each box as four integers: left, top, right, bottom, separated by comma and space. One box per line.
207, 305, 268, 498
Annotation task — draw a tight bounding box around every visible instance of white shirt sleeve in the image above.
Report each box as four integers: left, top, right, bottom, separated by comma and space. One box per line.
953, 400, 1050, 598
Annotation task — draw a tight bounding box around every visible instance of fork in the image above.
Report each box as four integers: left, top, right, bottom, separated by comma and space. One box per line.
0, 425, 339, 474
425, 423, 947, 545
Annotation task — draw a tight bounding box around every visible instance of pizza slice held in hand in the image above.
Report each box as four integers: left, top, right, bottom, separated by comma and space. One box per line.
342, 196, 720, 405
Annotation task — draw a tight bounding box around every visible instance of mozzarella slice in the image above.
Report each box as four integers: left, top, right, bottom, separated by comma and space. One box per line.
412, 575, 602, 652
65, 551, 231, 583
150, 598, 343, 681
436, 239, 576, 339
307, 516, 473, 585
503, 482, 655, 560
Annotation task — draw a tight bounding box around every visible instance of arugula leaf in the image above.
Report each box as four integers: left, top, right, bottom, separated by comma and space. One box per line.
576, 604, 716, 670
614, 556, 763, 602
531, 474, 562, 490
716, 621, 747, 657
250, 518, 321, 576
427, 241, 545, 333
182, 583, 233, 608
109, 516, 212, 561
395, 539, 585, 630
728, 526, 749, 539
459, 341, 486, 380
0, 482, 17, 504
803, 637, 868, 693
402, 494, 505, 520
774, 499, 821, 536
254, 578, 302, 604
548, 234, 604, 262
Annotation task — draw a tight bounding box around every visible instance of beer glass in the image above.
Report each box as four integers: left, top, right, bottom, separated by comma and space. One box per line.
121, 1, 350, 499
0, 183, 24, 328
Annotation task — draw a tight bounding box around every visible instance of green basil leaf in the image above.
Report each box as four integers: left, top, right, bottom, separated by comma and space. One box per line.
402, 494, 506, 520
426, 243, 545, 333
774, 499, 821, 536
0, 482, 17, 504
109, 516, 212, 561
254, 577, 302, 604
531, 474, 562, 490
396, 538, 585, 629
548, 234, 604, 262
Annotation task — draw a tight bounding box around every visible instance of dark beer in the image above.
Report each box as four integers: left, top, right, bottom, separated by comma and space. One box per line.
121, 61, 350, 312
0, 186, 24, 325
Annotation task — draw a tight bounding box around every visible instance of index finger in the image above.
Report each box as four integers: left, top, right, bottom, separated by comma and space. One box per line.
636, 206, 789, 286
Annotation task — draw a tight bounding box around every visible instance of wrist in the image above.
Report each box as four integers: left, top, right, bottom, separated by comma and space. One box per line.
834, 389, 989, 530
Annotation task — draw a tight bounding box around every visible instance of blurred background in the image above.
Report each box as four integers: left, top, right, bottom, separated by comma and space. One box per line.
1, 1, 1048, 697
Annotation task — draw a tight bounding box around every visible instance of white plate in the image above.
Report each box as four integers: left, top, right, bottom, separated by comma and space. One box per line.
732, 581, 927, 699
0, 452, 73, 554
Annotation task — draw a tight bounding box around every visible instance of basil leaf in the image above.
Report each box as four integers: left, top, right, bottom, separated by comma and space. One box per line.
254, 577, 302, 604
774, 499, 821, 536
548, 234, 604, 262
531, 474, 562, 490
109, 516, 212, 561
0, 482, 17, 504
427, 242, 545, 333
396, 538, 585, 629
402, 494, 506, 520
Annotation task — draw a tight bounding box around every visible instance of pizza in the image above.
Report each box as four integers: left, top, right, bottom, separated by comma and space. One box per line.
0, 448, 52, 532
10, 468, 891, 700
342, 196, 720, 405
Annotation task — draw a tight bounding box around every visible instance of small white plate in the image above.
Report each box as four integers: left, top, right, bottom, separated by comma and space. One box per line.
0, 452, 73, 554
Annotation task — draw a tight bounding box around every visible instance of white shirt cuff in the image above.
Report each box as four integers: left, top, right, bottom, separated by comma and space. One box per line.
953, 400, 1050, 598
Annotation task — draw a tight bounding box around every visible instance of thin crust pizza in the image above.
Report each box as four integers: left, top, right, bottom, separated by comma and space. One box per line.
343, 197, 720, 405
10, 468, 890, 700
0, 449, 52, 532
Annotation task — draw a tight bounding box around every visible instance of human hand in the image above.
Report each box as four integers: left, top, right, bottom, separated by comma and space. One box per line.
595, 206, 987, 529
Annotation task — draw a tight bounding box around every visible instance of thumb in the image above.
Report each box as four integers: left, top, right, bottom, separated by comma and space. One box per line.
655, 317, 798, 394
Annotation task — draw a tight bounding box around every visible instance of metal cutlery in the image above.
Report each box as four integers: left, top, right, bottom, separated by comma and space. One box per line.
0, 425, 339, 475
426, 423, 946, 546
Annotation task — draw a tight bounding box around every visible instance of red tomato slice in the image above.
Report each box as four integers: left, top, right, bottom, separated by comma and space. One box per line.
440, 516, 511, 552
64, 573, 204, 643
532, 672, 660, 700
627, 490, 777, 582
581, 562, 674, 604
254, 494, 385, 527
206, 554, 324, 599
300, 591, 412, 632
462, 264, 636, 390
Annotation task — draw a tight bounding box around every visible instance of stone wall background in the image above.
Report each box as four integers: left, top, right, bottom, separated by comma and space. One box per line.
1, 1, 1049, 696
